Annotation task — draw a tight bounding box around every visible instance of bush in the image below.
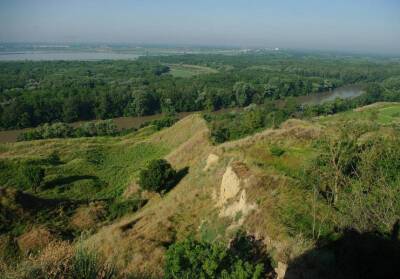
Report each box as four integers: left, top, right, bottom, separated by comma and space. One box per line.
76, 120, 118, 137
71, 247, 115, 279
18, 122, 74, 141
211, 124, 230, 144
270, 145, 285, 157
305, 127, 400, 235
18, 120, 118, 141
47, 151, 61, 165
22, 164, 45, 193
141, 115, 178, 131
106, 198, 146, 220
138, 159, 177, 193
86, 148, 105, 165
164, 234, 268, 279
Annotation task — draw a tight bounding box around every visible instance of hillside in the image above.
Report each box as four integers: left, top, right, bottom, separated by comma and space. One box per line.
1, 103, 400, 278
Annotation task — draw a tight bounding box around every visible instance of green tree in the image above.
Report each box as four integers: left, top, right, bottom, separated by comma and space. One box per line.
138, 159, 177, 193
364, 83, 383, 103
62, 97, 79, 122
211, 123, 230, 144
233, 82, 255, 107
133, 89, 159, 116
243, 108, 264, 132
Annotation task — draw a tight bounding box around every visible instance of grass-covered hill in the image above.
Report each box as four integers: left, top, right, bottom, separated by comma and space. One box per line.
1, 103, 400, 278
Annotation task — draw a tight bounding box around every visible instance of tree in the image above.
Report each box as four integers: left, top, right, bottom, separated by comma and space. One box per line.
138, 159, 176, 193
95, 93, 113, 119
62, 97, 79, 122
23, 165, 45, 193
203, 88, 222, 111
131, 89, 159, 116
153, 64, 170, 76
243, 108, 264, 132
211, 123, 230, 143
364, 83, 383, 103
233, 82, 255, 107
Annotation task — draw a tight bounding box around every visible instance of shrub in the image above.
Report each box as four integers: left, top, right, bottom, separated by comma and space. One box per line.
138, 159, 176, 193
164, 235, 267, 279
211, 124, 230, 144
71, 246, 116, 279
22, 164, 45, 193
86, 148, 105, 165
305, 127, 400, 235
18, 120, 118, 141
18, 122, 74, 141
338, 137, 400, 232
94, 119, 118, 136
77, 120, 118, 137
141, 115, 178, 131
106, 198, 146, 220
47, 151, 61, 165
270, 145, 285, 157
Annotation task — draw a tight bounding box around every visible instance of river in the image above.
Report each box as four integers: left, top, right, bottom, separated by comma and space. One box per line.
298, 85, 364, 105
0, 51, 141, 61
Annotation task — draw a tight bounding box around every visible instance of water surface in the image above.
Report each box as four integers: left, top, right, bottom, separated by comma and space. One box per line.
298, 86, 364, 105
0, 51, 141, 61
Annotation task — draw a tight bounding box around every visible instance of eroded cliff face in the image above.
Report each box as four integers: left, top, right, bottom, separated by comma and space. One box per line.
215, 163, 257, 224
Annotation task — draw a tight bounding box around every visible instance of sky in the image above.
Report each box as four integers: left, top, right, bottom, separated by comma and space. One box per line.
0, 0, 399, 54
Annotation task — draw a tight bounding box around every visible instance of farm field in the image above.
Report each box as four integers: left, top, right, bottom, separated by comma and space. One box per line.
167, 63, 219, 78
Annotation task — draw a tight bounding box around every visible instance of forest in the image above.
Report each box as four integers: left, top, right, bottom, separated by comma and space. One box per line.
1, 52, 400, 130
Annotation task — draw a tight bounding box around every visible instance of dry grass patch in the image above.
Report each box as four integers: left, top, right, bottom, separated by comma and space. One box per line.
17, 227, 55, 256
33, 240, 74, 278
70, 202, 107, 231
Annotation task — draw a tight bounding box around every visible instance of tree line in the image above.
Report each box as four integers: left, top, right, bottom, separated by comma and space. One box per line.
2, 52, 399, 130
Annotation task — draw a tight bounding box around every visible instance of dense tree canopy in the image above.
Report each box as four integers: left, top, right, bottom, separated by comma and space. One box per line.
1, 52, 399, 130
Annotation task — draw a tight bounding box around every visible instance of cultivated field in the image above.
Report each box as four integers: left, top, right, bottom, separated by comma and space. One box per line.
167, 63, 218, 78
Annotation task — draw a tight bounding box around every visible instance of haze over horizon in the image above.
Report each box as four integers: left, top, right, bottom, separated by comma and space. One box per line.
0, 0, 399, 55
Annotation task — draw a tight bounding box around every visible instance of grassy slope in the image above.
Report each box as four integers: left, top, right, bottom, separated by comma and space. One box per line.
0, 114, 215, 201
318, 102, 400, 125
1, 103, 400, 276
86, 114, 216, 275
0, 126, 165, 200
0, 115, 206, 239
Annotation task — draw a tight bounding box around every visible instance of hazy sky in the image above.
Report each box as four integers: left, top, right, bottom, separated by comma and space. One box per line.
0, 0, 399, 54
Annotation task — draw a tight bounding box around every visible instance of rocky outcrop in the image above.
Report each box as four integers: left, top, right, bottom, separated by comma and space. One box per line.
215, 163, 257, 222
218, 166, 241, 206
